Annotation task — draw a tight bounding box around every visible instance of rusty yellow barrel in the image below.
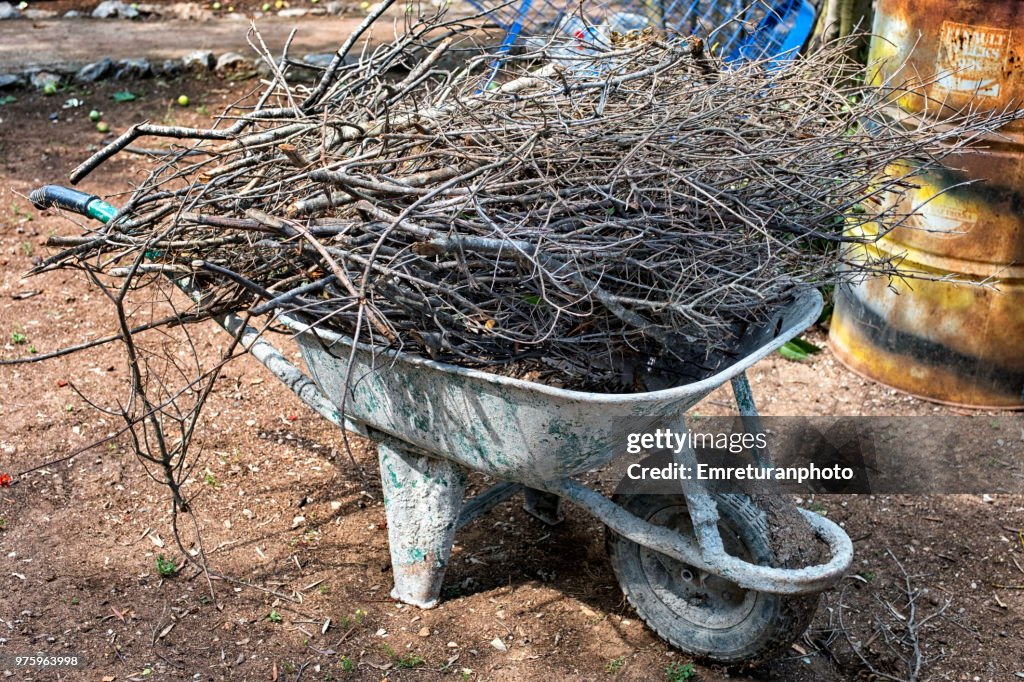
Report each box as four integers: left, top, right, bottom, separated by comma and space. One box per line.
829, 0, 1024, 408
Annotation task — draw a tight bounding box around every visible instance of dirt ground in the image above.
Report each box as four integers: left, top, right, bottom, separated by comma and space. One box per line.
1, 79, 1023, 682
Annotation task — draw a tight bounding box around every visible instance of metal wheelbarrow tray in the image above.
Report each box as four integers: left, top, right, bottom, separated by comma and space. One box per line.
30, 185, 852, 664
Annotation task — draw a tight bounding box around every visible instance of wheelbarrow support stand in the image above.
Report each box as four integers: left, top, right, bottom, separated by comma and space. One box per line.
379, 442, 467, 608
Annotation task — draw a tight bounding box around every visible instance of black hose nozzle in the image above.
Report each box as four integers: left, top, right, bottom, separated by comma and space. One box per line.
30, 185, 101, 217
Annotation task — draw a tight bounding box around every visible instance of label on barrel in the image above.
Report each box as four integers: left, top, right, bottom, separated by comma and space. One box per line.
910, 196, 978, 239
935, 21, 1010, 99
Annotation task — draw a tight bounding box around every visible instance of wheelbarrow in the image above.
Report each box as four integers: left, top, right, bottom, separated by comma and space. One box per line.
31, 185, 853, 664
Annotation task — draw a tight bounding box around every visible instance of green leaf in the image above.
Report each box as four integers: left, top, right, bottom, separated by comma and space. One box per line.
788, 337, 822, 354
778, 337, 822, 362
777, 343, 810, 361
522, 294, 542, 306
816, 301, 834, 325
111, 90, 137, 102
0, 95, 16, 106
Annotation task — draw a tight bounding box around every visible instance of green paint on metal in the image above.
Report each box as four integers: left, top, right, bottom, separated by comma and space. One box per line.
731, 374, 758, 416
387, 464, 403, 490
352, 375, 384, 415
408, 547, 427, 563
547, 419, 582, 458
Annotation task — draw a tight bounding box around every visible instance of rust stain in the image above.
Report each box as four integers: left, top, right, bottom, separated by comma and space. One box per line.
871, 0, 1024, 128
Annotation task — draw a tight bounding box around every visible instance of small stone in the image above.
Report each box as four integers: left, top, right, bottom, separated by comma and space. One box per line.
114, 58, 151, 79
30, 71, 60, 90
302, 53, 335, 69
92, 0, 138, 18
447, 641, 458, 648
254, 59, 276, 79
182, 50, 214, 71
291, 515, 305, 529
75, 58, 114, 83
242, 509, 254, 519
63, 9, 81, 17
290, 53, 354, 82
0, 73, 24, 89
303, 52, 356, 69
23, 8, 56, 18
418, 627, 430, 637
158, 2, 208, 20
160, 59, 182, 77
0, 2, 20, 19
490, 638, 507, 652
215, 52, 249, 74
329, 500, 342, 511
982, 494, 995, 504
324, 1, 343, 13
124, 2, 158, 14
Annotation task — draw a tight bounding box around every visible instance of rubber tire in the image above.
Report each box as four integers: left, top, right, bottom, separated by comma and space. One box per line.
605, 493, 819, 664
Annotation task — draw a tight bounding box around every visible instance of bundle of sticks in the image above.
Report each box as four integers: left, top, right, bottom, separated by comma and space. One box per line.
38, 5, 1019, 390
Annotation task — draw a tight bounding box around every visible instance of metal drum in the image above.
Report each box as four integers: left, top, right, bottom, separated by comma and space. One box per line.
829, 0, 1024, 408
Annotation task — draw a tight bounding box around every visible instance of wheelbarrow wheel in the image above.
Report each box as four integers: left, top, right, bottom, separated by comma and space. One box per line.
605, 493, 819, 664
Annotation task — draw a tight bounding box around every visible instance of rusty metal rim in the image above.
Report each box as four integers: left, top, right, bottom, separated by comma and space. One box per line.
848, 230, 1024, 280
827, 335, 1024, 412
878, 105, 1024, 148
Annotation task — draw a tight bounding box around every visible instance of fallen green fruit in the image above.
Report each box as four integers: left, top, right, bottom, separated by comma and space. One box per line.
177, 95, 190, 107
96, 121, 110, 133
89, 109, 102, 121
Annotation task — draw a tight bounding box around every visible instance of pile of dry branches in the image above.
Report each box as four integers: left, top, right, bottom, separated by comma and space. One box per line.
36, 5, 1020, 390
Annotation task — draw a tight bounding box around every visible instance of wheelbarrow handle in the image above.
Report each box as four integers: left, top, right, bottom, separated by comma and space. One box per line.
29, 182, 368, 441
30, 185, 118, 223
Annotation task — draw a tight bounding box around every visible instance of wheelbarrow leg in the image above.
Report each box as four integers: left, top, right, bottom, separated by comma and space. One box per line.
730, 372, 773, 469
378, 442, 467, 608
523, 487, 564, 525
